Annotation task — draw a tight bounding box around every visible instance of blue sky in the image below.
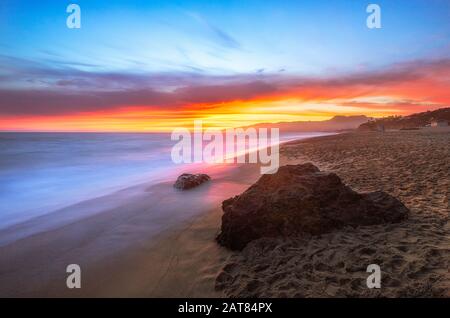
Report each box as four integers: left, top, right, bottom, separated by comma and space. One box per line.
0, 0, 449, 130
1, 0, 449, 79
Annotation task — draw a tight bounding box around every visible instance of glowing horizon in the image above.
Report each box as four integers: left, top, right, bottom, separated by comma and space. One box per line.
1, 1, 449, 132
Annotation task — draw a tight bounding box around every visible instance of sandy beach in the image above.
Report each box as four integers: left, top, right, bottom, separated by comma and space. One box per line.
0, 128, 448, 297
217, 128, 449, 297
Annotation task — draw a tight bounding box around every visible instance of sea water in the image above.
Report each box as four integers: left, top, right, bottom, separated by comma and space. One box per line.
0, 131, 332, 230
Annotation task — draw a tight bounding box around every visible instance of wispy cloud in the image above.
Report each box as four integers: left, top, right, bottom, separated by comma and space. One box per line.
0, 57, 449, 120
186, 12, 241, 49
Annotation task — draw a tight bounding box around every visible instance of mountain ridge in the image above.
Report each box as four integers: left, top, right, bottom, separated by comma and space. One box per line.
249, 115, 371, 132
358, 107, 450, 131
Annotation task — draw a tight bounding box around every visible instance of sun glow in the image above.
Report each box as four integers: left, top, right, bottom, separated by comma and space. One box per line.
0, 94, 437, 132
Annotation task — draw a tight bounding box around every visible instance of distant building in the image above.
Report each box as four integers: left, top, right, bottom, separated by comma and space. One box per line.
430, 120, 449, 127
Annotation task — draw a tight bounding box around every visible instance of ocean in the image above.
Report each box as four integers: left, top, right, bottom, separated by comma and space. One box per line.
0, 131, 333, 230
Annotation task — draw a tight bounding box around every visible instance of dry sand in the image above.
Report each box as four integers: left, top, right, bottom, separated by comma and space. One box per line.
0, 129, 448, 297
217, 128, 449, 297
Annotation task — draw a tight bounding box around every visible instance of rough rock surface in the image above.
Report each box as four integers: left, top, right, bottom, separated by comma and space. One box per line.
174, 173, 211, 190
216, 163, 409, 250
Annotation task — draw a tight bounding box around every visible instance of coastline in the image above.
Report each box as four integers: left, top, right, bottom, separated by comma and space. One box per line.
0, 158, 263, 297
0, 128, 309, 297
0, 129, 448, 297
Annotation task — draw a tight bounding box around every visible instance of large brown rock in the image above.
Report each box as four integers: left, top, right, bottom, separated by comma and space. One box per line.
216, 163, 409, 250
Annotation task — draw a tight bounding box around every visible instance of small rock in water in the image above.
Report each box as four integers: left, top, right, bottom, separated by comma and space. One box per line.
174, 173, 211, 190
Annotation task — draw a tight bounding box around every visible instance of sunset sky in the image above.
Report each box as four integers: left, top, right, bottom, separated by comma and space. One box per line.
0, 0, 449, 131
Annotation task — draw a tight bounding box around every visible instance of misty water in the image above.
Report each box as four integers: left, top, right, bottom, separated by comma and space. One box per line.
0, 131, 332, 230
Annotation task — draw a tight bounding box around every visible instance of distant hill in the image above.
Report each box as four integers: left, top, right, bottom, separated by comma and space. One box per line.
358, 107, 450, 131
250, 115, 370, 132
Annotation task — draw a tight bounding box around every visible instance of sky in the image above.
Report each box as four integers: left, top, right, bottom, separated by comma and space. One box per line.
0, 0, 449, 131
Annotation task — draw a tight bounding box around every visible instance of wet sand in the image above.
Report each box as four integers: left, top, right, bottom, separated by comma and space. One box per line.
0, 162, 261, 297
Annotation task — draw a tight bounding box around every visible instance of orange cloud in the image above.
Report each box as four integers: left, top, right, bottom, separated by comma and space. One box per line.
1, 59, 449, 131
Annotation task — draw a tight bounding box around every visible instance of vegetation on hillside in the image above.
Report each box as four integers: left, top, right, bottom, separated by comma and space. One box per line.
358, 108, 450, 131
